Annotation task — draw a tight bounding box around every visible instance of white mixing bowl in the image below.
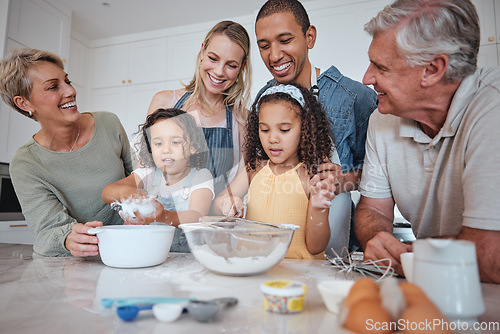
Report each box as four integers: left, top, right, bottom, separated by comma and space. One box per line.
88, 225, 175, 268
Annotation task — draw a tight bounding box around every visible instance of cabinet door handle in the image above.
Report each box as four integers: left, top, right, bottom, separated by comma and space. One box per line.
9, 224, 28, 228
128, 79, 132, 83
489, 36, 495, 42
122, 80, 126, 84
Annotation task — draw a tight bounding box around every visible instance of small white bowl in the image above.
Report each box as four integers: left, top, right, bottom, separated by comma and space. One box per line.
152, 303, 184, 322
317, 280, 354, 313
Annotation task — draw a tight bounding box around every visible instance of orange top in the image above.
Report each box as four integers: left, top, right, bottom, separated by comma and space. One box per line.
246, 161, 324, 260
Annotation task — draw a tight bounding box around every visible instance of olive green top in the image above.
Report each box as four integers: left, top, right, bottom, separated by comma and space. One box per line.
10, 112, 133, 256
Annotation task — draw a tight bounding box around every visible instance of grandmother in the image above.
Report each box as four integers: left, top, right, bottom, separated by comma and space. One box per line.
0, 48, 132, 257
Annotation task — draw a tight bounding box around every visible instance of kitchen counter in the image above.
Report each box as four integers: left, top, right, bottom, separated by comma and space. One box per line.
0, 243, 499, 334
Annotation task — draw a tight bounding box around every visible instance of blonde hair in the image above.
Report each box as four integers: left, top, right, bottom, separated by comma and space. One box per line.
184, 20, 252, 124
0, 48, 64, 120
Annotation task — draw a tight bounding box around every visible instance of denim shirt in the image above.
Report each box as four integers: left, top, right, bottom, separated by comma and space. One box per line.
257, 65, 378, 172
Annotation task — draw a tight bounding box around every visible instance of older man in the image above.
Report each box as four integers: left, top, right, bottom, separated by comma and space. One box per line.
356, 0, 500, 283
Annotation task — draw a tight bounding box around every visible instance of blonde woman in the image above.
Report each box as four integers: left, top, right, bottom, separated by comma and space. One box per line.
0, 48, 132, 257
147, 20, 251, 196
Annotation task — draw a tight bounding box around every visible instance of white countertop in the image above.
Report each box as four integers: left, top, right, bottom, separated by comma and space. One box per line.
0, 243, 499, 334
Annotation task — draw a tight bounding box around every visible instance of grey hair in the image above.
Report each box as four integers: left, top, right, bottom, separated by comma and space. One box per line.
364, 0, 479, 82
0, 48, 64, 120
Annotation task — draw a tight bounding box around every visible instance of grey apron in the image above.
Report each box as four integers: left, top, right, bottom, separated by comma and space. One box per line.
174, 91, 235, 195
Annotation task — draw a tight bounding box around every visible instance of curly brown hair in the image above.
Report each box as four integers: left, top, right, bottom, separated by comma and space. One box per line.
245, 83, 334, 176
135, 108, 207, 169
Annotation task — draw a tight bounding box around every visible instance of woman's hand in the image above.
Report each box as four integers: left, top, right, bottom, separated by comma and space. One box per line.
309, 174, 336, 209
65, 221, 103, 257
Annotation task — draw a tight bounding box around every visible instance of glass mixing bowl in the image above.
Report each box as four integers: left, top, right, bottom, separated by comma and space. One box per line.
180, 217, 299, 276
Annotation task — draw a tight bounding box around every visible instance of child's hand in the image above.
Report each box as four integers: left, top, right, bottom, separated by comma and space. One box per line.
119, 195, 163, 225
310, 174, 336, 210
128, 199, 165, 225
317, 161, 344, 195
220, 196, 244, 218
119, 211, 137, 224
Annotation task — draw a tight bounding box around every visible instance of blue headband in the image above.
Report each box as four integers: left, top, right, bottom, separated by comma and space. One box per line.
257, 84, 306, 111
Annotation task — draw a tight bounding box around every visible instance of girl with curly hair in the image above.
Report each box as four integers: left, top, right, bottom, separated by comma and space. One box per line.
102, 108, 213, 252
213, 84, 336, 259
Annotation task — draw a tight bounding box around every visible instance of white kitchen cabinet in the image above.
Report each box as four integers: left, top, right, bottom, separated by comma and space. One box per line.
7, 0, 70, 61
0, 100, 40, 164
474, 0, 497, 45
91, 44, 128, 89
89, 82, 167, 139
478, 43, 499, 66
166, 31, 205, 82
0, 103, 10, 164
0, 0, 8, 57
0, 0, 71, 164
91, 38, 168, 89
89, 37, 170, 139
496, 0, 500, 40
473, 0, 500, 66
67, 38, 90, 112
0, 38, 41, 164
308, 0, 392, 83
0, 221, 35, 244
67, 38, 89, 89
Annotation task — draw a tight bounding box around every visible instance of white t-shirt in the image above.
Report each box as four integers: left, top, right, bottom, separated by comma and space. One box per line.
133, 167, 214, 211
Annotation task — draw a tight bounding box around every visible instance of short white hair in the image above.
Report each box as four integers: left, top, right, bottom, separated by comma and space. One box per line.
365, 0, 479, 82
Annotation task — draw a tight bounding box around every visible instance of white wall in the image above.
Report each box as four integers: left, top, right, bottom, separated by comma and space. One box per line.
308, 0, 392, 82
84, 0, 391, 118
0, 0, 9, 57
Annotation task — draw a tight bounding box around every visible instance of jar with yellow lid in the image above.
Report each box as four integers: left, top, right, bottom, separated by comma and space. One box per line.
260, 280, 307, 313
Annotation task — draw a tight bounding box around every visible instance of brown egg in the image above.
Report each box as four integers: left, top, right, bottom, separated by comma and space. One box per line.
351, 278, 380, 292
343, 299, 394, 334
344, 286, 381, 308
344, 278, 381, 308
398, 282, 434, 307
399, 304, 452, 334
